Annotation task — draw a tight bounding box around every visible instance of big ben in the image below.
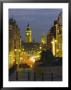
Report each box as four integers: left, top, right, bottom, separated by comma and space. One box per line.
25, 24, 32, 43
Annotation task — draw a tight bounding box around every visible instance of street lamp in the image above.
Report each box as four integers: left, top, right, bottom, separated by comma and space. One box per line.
15, 49, 17, 52
14, 38, 19, 80
39, 46, 42, 49
14, 48, 18, 80
14, 48, 21, 80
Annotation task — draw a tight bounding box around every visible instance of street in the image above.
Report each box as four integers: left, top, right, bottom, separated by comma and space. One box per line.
9, 66, 62, 81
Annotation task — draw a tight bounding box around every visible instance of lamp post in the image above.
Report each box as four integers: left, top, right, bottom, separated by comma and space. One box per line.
14, 49, 18, 80
19, 36, 21, 67
14, 39, 18, 80
13, 22, 19, 80
16, 36, 21, 80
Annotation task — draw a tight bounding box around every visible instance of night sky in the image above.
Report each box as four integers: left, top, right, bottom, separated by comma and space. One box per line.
9, 9, 62, 42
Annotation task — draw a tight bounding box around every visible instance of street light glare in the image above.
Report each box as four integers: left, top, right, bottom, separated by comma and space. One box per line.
15, 49, 17, 51
30, 56, 35, 63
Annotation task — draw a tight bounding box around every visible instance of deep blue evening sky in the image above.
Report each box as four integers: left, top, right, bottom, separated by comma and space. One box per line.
9, 9, 62, 42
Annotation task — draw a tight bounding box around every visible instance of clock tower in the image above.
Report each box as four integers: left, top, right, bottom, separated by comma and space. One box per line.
25, 24, 32, 43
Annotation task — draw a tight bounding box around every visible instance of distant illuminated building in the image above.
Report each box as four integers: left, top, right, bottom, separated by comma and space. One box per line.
22, 42, 41, 61
25, 24, 32, 43
41, 34, 46, 45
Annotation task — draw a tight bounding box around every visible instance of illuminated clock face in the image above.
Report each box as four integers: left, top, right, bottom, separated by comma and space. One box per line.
26, 33, 29, 36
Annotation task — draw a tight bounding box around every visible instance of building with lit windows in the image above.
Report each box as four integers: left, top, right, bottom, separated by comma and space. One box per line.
52, 12, 62, 57
47, 12, 62, 57
9, 18, 21, 68
25, 24, 32, 43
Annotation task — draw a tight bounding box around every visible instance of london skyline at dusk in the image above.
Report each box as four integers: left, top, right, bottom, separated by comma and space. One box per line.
9, 9, 62, 42
9, 8, 62, 81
